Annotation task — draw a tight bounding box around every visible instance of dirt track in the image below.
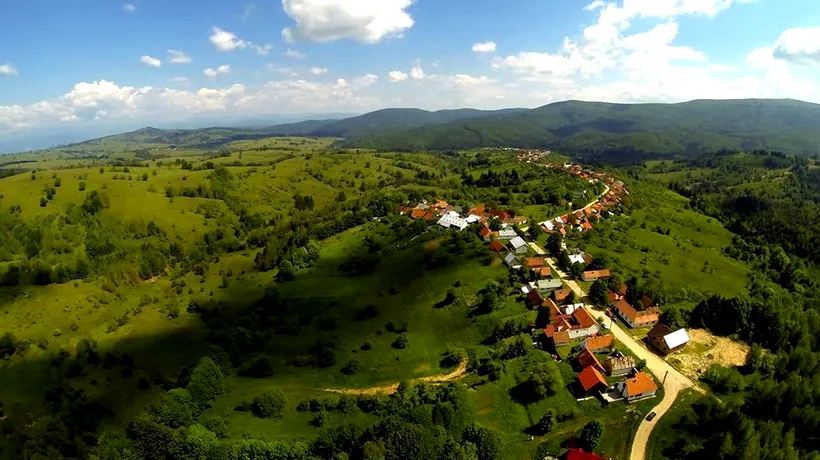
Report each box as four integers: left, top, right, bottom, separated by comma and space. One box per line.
321, 359, 469, 395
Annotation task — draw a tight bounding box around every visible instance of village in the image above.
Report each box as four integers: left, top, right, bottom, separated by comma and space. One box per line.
399, 158, 693, 459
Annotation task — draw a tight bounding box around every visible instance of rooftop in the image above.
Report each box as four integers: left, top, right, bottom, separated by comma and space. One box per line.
585, 335, 615, 351
578, 365, 607, 391
624, 371, 658, 396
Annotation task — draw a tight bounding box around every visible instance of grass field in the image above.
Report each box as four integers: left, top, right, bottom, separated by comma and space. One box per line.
645, 389, 702, 460
575, 181, 749, 311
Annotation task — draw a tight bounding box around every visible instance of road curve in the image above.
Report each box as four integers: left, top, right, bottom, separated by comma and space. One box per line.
544, 257, 703, 460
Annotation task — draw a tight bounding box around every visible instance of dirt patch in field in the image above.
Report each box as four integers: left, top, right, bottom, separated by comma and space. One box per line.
322, 360, 468, 395
423, 240, 442, 251
669, 329, 749, 380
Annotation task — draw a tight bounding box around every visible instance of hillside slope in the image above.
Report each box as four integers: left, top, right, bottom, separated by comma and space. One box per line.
345, 99, 820, 158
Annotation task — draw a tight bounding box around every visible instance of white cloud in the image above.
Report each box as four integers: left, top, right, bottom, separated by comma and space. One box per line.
210, 27, 248, 51
167, 50, 192, 64
771, 27, 820, 65
61, 114, 79, 122
280, 0, 414, 43
410, 62, 425, 80
123, 3, 136, 12
309, 67, 328, 75
388, 70, 408, 82
170, 77, 189, 84
203, 65, 231, 77
472, 41, 497, 53
140, 55, 161, 67
252, 44, 273, 56
0, 63, 18, 76
284, 48, 307, 60
353, 74, 379, 89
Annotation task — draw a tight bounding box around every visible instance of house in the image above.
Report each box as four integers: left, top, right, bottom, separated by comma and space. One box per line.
534, 267, 552, 278
569, 308, 600, 339
604, 356, 635, 376
488, 240, 506, 252
540, 220, 556, 232
543, 324, 570, 347
410, 208, 427, 220
479, 226, 496, 241
527, 290, 545, 308
617, 371, 658, 402
614, 299, 659, 328
646, 323, 690, 355
577, 365, 608, 394
497, 228, 518, 240
527, 257, 546, 268
562, 448, 605, 460
583, 335, 615, 354
509, 236, 529, 254
553, 288, 572, 302
581, 269, 611, 281
640, 295, 657, 310
561, 303, 584, 315
576, 349, 605, 373
437, 212, 468, 231
569, 254, 586, 265
423, 212, 436, 222
582, 221, 594, 231
533, 278, 564, 293
504, 253, 522, 269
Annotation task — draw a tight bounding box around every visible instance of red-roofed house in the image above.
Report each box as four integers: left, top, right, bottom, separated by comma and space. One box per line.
569, 308, 600, 339
527, 257, 546, 268
423, 212, 436, 222
544, 325, 571, 347
488, 240, 505, 252
527, 290, 545, 308
577, 366, 608, 394
563, 447, 605, 460
576, 349, 605, 373
479, 226, 493, 241
553, 288, 572, 302
582, 221, 593, 231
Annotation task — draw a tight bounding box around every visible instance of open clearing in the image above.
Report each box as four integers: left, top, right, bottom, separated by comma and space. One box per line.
668, 329, 749, 381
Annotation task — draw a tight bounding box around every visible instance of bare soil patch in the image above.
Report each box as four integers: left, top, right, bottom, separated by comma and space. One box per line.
669, 328, 748, 380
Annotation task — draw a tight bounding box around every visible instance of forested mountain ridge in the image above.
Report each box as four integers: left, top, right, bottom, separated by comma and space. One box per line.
345, 99, 820, 160
54, 107, 526, 151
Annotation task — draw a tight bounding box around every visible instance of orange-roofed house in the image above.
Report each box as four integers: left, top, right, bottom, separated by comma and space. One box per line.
617, 371, 658, 402
553, 288, 572, 302
577, 366, 608, 394
543, 325, 570, 347
614, 299, 659, 329
535, 267, 552, 278
423, 212, 436, 222
488, 240, 506, 252
469, 205, 485, 215
581, 269, 611, 282
527, 257, 546, 268
569, 308, 600, 339
410, 208, 427, 220
479, 226, 493, 241
576, 349, 605, 373
582, 335, 615, 354
582, 221, 594, 231
527, 290, 545, 308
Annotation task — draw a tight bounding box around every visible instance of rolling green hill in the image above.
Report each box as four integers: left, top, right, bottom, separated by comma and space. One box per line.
344, 99, 820, 159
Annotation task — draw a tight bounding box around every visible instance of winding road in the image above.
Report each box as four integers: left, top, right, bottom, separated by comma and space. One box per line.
543, 255, 704, 460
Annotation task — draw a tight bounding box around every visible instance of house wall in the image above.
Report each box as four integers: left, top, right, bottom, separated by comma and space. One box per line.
627, 390, 656, 401
568, 325, 599, 339
608, 366, 631, 377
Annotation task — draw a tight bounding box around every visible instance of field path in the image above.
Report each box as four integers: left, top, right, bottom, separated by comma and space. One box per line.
321, 359, 468, 395
543, 256, 704, 460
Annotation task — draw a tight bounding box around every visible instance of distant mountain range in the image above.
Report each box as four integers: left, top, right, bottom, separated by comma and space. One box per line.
344, 99, 820, 159
10, 99, 820, 159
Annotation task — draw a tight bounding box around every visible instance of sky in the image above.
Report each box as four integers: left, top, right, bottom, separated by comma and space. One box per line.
2, 0, 820, 146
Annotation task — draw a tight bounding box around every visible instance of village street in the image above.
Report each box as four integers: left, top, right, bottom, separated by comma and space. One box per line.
540, 252, 704, 460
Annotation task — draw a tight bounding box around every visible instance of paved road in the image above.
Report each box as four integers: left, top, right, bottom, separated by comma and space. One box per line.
543, 255, 703, 460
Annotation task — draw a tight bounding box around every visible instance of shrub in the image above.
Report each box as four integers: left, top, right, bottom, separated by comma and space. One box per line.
342, 359, 361, 375
580, 420, 604, 452
78, 181, 86, 191
361, 341, 372, 351
392, 334, 408, 349
311, 409, 329, 427
252, 389, 287, 419
238, 357, 274, 378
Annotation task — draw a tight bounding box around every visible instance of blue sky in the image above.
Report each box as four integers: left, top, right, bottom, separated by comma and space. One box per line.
2, 0, 820, 148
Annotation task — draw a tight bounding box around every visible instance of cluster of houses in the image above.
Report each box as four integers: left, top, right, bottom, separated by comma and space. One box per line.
399, 200, 528, 234
607, 285, 691, 355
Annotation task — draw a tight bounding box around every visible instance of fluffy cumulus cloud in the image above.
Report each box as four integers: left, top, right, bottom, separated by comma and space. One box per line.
203, 65, 231, 77
410, 62, 425, 80
140, 55, 161, 67
280, 0, 414, 43
167, 50, 192, 64
472, 41, 497, 53
771, 27, 820, 65
0, 63, 18, 76
209, 27, 273, 54
388, 70, 408, 82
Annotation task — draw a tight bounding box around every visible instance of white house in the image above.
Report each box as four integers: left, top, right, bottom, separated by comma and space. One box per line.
509, 236, 528, 254
497, 229, 518, 240
569, 254, 586, 265
540, 220, 555, 232
504, 252, 522, 269
437, 212, 468, 231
